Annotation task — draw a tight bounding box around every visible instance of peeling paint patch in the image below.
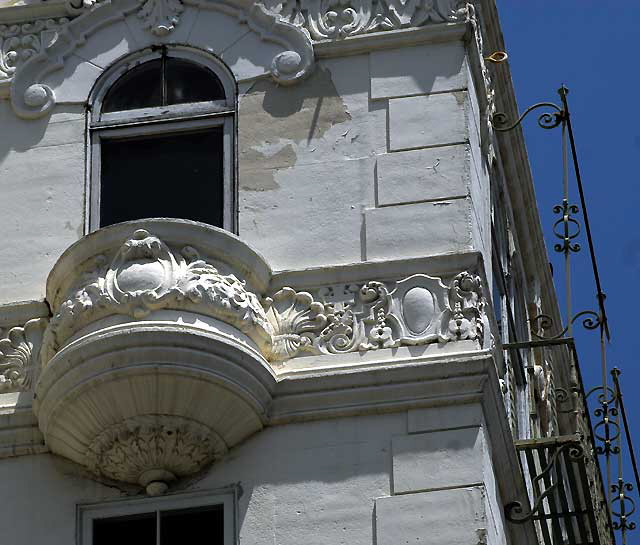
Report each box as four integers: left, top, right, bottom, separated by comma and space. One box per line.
238, 66, 351, 191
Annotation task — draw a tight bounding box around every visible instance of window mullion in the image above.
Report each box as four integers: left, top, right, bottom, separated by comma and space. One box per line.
156, 510, 161, 545
161, 48, 168, 107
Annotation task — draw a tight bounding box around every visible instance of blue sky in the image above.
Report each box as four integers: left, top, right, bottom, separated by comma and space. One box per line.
497, 0, 640, 521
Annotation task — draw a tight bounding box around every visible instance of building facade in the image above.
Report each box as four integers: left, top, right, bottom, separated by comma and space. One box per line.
0, 0, 611, 544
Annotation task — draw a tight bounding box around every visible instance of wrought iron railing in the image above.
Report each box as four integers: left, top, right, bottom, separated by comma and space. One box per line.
493, 87, 638, 545
502, 339, 612, 545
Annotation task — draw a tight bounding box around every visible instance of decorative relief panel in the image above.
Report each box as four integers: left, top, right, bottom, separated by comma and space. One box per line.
43, 226, 487, 368
258, 0, 467, 40
264, 271, 486, 362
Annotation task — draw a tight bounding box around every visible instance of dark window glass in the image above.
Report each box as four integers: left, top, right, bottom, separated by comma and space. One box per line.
160, 505, 224, 545
102, 57, 225, 113
166, 58, 226, 105
100, 128, 224, 227
102, 59, 163, 112
93, 512, 156, 545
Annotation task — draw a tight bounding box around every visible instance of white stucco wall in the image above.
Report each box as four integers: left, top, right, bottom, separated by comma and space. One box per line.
0, 407, 509, 545
0, 35, 492, 303
0, 102, 86, 304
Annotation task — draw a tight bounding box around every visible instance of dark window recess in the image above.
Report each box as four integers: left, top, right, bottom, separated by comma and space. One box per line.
100, 128, 224, 227
161, 505, 224, 544
93, 504, 224, 545
93, 512, 156, 545
102, 57, 226, 113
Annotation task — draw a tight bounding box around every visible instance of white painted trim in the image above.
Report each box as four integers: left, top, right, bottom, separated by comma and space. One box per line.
88, 116, 234, 232
314, 22, 468, 58
89, 47, 236, 124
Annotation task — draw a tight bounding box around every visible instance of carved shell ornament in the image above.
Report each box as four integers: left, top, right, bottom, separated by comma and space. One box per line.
0, 319, 47, 393
262, 287, 327, 361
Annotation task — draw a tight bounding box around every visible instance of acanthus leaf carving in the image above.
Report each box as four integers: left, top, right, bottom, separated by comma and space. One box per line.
85, 415, 226, 492
0, 318, 47, 393
137, 0, 184, 36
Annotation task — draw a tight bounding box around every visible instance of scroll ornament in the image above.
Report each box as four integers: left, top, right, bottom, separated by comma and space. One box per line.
259, 0, 468, 40
8, 0, 314, 119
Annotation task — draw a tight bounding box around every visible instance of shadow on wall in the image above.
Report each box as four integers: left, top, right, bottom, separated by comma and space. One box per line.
0, 102, 84, 162
239, 65, 352, 194
189, 412, 403, 537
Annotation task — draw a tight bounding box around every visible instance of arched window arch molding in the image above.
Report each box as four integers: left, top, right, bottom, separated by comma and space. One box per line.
8, 0, 314, 119
87, 46, 237, 233
89, 46, 237, 125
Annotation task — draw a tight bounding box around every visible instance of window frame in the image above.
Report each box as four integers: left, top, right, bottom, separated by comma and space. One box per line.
77, 487, 237, 545
87, 46, 237, 233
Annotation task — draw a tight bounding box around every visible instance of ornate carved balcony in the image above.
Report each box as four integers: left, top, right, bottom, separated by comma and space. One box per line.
35, 220, 276, 495
22, 219, 491, 493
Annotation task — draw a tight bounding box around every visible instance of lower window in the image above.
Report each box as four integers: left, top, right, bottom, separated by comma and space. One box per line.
79, 489, 235, 545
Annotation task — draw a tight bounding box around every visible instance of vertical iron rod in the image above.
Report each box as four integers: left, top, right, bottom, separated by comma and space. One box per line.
560, 114, 572, 335
558, 86, 610, 340
612, 369, 640, 496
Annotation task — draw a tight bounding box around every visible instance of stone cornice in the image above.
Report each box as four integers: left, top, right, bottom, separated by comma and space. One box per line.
260, 0, 467, 41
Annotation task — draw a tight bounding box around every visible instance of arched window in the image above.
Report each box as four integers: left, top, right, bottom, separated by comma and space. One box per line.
89, 47, 235, 231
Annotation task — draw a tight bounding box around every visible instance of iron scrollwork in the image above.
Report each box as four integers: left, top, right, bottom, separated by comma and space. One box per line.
587, 385, 621, 458
553, 199, 581, 254
491, 102, 565, 132
505, 442, 585, 523
529, 311, 602, 341
611, 478, 637, 533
